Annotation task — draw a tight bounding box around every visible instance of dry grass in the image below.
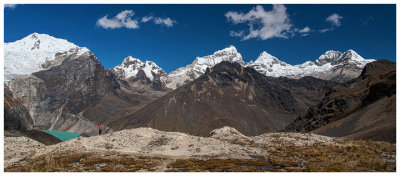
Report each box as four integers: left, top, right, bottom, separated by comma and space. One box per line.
166, 156, 275, 172
166, 139, 395, 172
264, 140, 395, 172
5, 151, 159, 172
5, 135, 395, 172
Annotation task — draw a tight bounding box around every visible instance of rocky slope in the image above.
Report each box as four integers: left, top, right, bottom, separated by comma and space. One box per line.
284, 60, 396, 143
7, 49, 121, 135
4, 86, 34, 131
4, 126, 395, 172
110, 61, 335, 136
4, 33, 89, 81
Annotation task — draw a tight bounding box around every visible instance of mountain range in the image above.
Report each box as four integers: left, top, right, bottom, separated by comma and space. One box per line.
110, 61, 335, 136
4, 33, 394, 143
5, 33, 375, 88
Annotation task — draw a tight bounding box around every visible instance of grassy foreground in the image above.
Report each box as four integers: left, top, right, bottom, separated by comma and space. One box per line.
5, 139, 395, 172
168, 140, 396, 172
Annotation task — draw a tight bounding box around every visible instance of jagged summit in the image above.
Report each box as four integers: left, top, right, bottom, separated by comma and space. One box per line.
191, 45, 244, 67
112, 56, 166, 82
254, 51, 282, 64
165, 46, 245, 89
315, 50, 343, 65
5, 33, 89, 81
166, 47, 375, 90
247, 49, 375, 83
246, 51, 296, 77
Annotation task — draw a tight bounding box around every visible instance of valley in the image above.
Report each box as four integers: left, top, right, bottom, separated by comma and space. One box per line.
3, 33, 396, 172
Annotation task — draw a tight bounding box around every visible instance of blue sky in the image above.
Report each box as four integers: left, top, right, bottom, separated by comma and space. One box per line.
4, 4, 396, 73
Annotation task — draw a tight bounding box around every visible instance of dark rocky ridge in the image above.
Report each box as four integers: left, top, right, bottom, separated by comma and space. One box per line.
110, 61, 336, 136
284, 59, 396, 143
4, 85, 34, 131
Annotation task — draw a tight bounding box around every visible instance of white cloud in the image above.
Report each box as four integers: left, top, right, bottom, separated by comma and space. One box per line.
319, 28, 333, 33
97, 10, 139, 29
5, 4, 17, 9
362, 16, 374, 26
299, 27, 311, 33
297, 27, 312, 37
141, 16, 154, 23
230, 31, 244, 37
326, 13, 343, 26
225, 5, 292, 40
154, 17, 176, 27
141, 15, 176, 27
97, 11, 177, 29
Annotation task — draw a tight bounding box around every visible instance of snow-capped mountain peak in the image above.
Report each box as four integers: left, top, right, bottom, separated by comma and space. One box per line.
6, 33, 88, 53
246, 51, 295, 77
253, 51, 288, 66
342, 49, 376, 67
193, 45, 244, 66
314, 49, 374, 68
122, 56, 141, 64
315, 50, 343, 65
5, 33, 89, 82
166, 46, 245, 89
247, 49, 375, 83
343, 49, 363, 61
112, 56, 166, 82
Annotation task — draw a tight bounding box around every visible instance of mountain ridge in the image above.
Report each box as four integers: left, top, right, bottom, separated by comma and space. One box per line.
284, 59, 396, 143
5, 33, 376, 88
109, 61, 336, 136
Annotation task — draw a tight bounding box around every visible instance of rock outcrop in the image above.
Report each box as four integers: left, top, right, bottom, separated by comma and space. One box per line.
4, 86, 34, 131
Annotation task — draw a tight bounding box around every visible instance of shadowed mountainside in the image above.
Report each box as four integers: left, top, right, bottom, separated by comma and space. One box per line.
6, 49, 167, 136
284, 59, 396, 143
110, 61, 336, 136
4, 85, 34, 131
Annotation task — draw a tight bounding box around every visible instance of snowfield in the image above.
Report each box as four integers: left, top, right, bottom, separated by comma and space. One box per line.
5, 33, 89, 81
